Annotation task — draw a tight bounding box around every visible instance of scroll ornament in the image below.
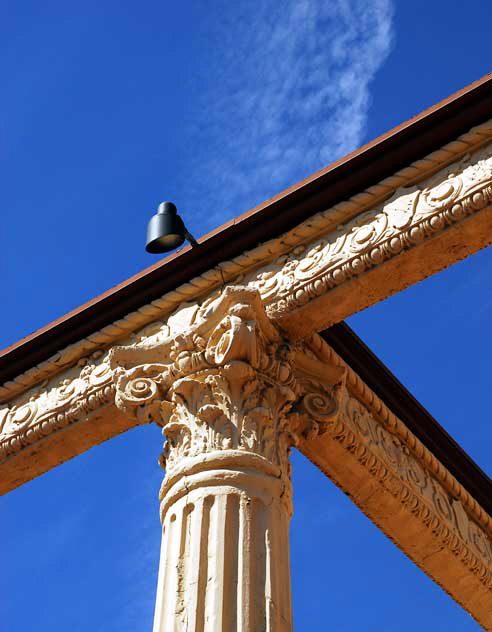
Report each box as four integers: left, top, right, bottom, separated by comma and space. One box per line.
110, 286, 345, 481
0, 352, 113, 460
249, 147, 492, 316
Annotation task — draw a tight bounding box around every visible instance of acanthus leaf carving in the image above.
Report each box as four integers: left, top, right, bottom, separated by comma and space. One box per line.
110, 286, 346, 494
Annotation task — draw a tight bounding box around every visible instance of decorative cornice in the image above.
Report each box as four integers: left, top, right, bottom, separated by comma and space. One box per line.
305, 333, 492, 539
249, 145, 492, 317
0, 352, 114, 462
305, 391, 492, 628
299, 336, 492, 627
1, 120, 492, 402
340, 394, 492, 584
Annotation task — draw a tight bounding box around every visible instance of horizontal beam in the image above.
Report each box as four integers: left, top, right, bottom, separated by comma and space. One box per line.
2, 75, 492, 390
0, 403, 136, 495
0, 355, 140, 494
2, 121, 492, 404
299, 339, 492, 630
246, 141, 492, 334
275, 205, 492, 334
322, 323, 492, 517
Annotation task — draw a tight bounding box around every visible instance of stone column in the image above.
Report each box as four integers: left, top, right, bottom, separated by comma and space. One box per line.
111, 286, 344, 632
152, 360, 295, 632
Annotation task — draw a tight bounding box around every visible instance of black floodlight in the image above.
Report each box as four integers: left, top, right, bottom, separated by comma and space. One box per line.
145, 202, 197, 254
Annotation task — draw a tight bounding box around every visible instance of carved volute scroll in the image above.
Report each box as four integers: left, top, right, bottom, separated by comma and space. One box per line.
111, 285, 345, 491
110, 285, 345, 632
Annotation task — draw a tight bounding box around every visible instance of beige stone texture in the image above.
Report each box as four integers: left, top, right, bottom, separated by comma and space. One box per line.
0, 354, 124, 493
153, 453, 292, 631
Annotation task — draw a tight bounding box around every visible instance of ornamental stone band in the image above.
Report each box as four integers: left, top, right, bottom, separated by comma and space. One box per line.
1, 120, 492, 403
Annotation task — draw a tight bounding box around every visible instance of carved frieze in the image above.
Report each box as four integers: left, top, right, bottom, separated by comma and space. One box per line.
308, 386, 492, 594
0, 352, 114, 461
247, 145, 492, 316
2, 126, 492, 404
120, 144, 492, 345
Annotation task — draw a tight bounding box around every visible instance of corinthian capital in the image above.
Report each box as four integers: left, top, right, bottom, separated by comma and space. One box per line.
110, 286, 345, 479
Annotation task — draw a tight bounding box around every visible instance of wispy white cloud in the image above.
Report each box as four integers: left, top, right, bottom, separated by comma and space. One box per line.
181, 0, 394, 229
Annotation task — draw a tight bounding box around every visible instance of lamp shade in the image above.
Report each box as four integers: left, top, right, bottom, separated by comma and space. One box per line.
146, 202, 186, 253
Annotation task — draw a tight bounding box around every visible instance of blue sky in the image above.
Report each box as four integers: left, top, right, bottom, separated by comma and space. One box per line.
1, 1, 491, 630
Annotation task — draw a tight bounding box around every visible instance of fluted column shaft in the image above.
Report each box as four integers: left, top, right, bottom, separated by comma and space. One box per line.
153, 451, 292, 632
